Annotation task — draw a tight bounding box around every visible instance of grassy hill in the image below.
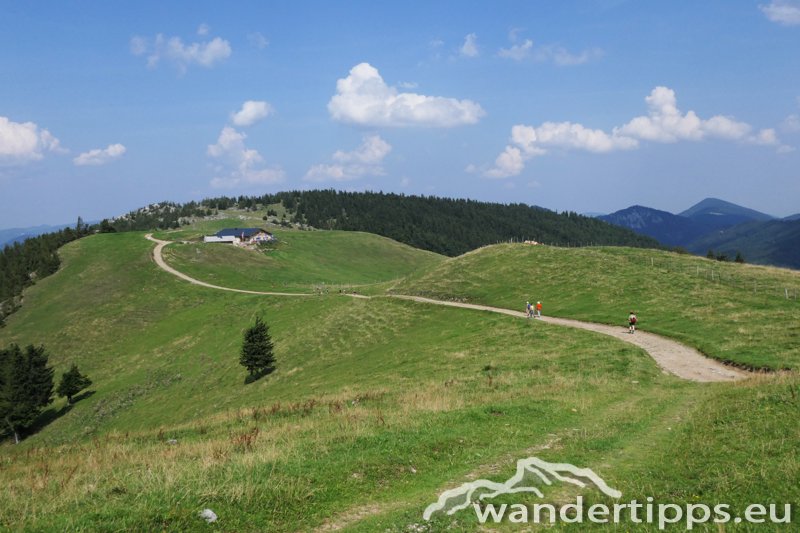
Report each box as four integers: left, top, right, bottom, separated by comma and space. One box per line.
159, 227, 443, 293
390, 244, 800, 370
0, 230, 798, 530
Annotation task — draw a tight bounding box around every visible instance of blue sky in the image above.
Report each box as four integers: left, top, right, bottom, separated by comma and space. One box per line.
1, 0, 799, 228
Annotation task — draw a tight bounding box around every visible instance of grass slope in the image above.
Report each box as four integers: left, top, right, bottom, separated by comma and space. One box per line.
0, 232, 797, 530
161, 228, 443, 292
391, 244, 800, 370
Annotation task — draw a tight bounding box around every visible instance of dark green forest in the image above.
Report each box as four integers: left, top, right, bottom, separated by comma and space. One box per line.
202, 190, 660, 256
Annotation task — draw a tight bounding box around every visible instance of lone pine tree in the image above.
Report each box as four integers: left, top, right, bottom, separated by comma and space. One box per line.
239, 316, 275, 380
57, 364, 92, 404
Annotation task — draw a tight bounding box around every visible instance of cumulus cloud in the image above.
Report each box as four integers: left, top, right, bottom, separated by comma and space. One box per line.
483, 86, 785, 178
616, 87, 775, 145
130, 32, 232, 72
0, 116, 65, 164
207, 126, 284, 188
230, 100, 273, 127
305, 134, 391, 182
760, 1, 800, 25
328, 63, 485, 128
460, 33, 479, 57
73, 143, 126, 166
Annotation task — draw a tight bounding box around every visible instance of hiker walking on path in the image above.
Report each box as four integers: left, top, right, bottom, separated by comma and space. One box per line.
628, 311, 637, 334
525, 301, 532, 318
535, 301, 542, 318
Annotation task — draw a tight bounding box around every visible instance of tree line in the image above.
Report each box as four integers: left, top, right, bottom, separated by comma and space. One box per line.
0, 219, 93, 326
199, 190, 661, 257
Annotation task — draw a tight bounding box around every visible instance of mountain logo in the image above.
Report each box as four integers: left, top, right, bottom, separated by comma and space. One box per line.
423, 456, 621, 520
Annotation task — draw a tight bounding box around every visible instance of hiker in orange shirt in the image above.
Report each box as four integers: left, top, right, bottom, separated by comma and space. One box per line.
535, 301, 542, 318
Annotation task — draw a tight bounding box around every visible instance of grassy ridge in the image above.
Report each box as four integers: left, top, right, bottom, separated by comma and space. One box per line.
0, 230, 798, 530
391, 244, 800, 370
161, 229, 443, 293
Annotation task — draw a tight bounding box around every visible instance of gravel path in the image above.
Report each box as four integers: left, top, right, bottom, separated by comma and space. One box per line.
145, 234, 313, 297
391, 295, 748, 383
146, 235, 748, 382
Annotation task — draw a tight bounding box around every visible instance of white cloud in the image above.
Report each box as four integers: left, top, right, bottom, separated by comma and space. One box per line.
130, 33, 232, 72
498, 36, 602, 66
498, 39, 533, 60
207, 126, 284, 188
484, 86, 783, 178
197, 23, 210, 36
230, 100, 273, 127
760, 1, 800, 25
0, 116, 65, 164
485, 146, 525, 179
305, 134, 391, 182
616, 87, 773, 144
783, 114, 800, 132
73, 143, 126, 166
328, 62, 485, 128
248, 32, 269, 49
460, 33, 479, 57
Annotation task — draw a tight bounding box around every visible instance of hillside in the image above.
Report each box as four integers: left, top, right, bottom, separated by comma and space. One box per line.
391, 243, 800, 369
687, 219, 800, 269
159, 227, 444, 293
0, 230, 798, 530
201, 190, 662, 256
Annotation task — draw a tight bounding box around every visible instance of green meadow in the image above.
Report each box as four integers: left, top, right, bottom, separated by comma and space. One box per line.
0, 225, 797, 531
391, 244, 800, 370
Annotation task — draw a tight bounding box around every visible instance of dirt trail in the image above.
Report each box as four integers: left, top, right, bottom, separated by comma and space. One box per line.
145, 234, 313, 297
391, 295, 747, 383
146, 235, 748, 382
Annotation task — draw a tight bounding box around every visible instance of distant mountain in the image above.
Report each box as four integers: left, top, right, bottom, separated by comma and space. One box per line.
600, 198, 798, 269
599, 206, 704, 247
687, 219, 800, 269
679, 198, 774, 232
0, 224, 74, 248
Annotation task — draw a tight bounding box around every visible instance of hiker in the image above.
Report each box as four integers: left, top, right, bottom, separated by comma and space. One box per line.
535, 301, 542, 318
525, 301, 532, 318
628, 311, 637, 334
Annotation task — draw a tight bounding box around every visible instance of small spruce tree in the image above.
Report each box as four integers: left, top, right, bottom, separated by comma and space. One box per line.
57, 364, 92, 404
239, 316, 275, 380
